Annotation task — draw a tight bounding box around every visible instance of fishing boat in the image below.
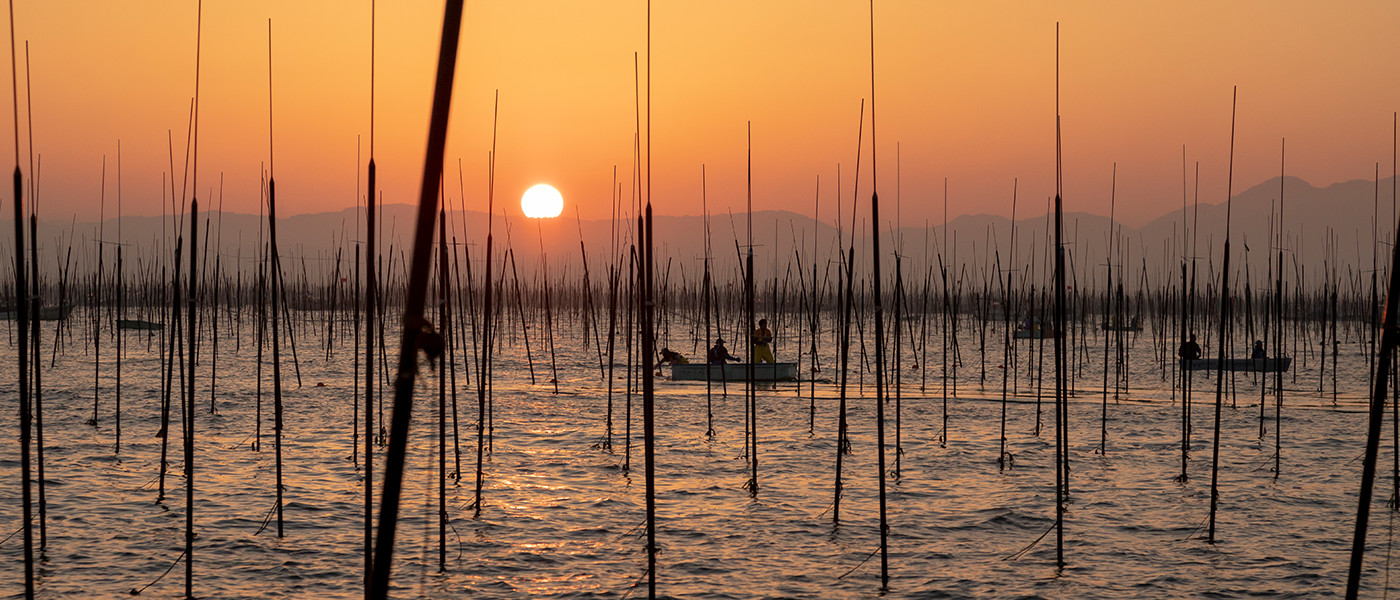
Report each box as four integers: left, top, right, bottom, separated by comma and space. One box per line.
117, 319, 164, 331
0, 304, 72, 321
1013, 317, 1060, 339
1013, 326, 1059, 339
670, 362, 798, 382
1180, 357, 1292, 373
1101, 316, 1143, 332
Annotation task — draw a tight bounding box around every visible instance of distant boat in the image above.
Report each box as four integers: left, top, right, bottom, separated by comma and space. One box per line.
1013, 327, 1059, 339
1101, 317, 1143, 332
117, 319, 164, 331
0, 304, 73, 321
669, 362, 798, 382
1180, 357, 1292, 373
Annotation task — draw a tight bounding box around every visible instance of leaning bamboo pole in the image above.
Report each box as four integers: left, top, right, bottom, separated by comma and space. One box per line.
368, 1, 463, 595
1343, 117, 1400, 600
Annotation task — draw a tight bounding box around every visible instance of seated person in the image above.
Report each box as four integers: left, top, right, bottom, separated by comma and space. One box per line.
1251, 340, 1265, 360
708, 338, 740, 364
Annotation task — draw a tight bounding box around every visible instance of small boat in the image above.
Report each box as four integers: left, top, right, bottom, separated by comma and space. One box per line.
117, 319, 164, 331
1180, 357, 1292, 373
670, 362, 798, 382
1102, 317, 1143, 332
1013, 327, 1060, 339
0, 304, 73, 321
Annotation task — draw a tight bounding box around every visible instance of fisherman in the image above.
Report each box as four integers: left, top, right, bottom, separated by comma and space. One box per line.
1179, 333, 1202, 361
752, 318, 775, 363
659, 347, 689, 365
1252, 340, 1265, 360
708, 338, 740, 364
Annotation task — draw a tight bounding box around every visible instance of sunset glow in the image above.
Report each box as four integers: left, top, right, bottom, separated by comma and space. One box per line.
9, 1, 1400, 227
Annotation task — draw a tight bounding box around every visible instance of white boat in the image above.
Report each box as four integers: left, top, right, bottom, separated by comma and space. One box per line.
669, 362, 798, 382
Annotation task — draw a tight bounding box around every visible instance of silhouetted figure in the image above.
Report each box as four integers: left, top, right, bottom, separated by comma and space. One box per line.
1179, 333, 1202, 361
708, 338, 739, 364
659, 347, 689, 365
751, 318, 775, 363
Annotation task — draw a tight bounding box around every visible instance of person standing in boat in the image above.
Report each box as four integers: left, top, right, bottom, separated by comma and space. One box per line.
708, 338, 740, 364
1179, 333, 1202, 361
752, 318, 775, 363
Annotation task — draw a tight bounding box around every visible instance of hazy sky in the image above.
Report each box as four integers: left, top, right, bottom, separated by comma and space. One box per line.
10, 1, 1400, 228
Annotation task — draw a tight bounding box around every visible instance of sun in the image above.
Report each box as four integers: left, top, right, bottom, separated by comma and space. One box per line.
521, 183, 564, 218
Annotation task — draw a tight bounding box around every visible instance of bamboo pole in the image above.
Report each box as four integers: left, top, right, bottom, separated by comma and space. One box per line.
1343, 127, 1400, 600
267, 19, 286, 538
8, 0, 34, 592
642, 6, 657, 593
362, 1, 378, 590
368, 0, 463, 594
475, 92, 500, 516
1206, 86, 1238, 544
24, 41, 43, 547
868, 1, 890, 586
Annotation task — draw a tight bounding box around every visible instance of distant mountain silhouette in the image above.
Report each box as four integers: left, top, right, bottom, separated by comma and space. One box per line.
11, 176, 1392, 293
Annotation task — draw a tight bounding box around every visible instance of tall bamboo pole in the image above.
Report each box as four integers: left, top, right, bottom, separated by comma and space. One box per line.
868, 0, 890, 587
642, 5, 658, 594
1207, 87, 1238, 544
184, 2, 203, 596
363, 2, 377, 587
24, 41, 43, 548
368, 1, 463, 595
8, 0, 34, 594
267, 18, 286, 539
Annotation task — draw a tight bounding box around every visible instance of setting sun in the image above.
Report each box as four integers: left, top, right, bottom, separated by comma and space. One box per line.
521, 183, 564, 218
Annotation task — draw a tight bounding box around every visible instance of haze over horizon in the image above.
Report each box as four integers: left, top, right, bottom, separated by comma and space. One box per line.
8, 1, 1400, 230
19, 174, 1389, 291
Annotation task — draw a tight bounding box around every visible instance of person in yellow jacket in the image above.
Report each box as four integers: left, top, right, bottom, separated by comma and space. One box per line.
752, 318, 775, 363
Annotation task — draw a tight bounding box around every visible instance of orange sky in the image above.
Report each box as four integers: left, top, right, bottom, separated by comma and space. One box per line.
9, 1, 1400, 228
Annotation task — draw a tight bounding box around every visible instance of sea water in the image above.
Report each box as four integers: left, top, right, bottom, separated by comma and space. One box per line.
0, 308, 1392, 598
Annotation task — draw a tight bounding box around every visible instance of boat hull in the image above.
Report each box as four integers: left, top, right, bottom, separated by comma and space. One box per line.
117, 319, 164, 331
670, 362, 798, 382
1180, 357, 1292, 373
0, 304, 72, 321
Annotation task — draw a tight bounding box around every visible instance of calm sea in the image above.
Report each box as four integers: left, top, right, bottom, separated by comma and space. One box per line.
0, 307, 1392, 598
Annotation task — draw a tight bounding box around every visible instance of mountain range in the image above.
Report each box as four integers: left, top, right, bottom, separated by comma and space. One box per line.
7, 176, 1392, 293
